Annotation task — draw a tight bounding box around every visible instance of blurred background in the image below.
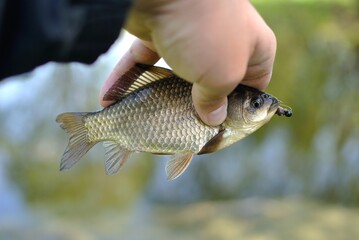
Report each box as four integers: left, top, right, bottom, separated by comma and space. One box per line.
1, 0, 359, 239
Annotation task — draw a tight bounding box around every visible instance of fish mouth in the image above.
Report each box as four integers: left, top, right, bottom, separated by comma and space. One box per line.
269, 98, 280, 112
268, 98, 292, 117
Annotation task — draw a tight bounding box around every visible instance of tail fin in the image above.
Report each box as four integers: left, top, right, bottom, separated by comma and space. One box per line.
56, 112, 95, 171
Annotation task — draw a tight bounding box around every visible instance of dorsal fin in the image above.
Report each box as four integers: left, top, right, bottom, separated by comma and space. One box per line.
103, 64, 175, 101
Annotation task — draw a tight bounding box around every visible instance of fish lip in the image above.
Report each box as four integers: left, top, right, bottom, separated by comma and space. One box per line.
269, 98, 280, 112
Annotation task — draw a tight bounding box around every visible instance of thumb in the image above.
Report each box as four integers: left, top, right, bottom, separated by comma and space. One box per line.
191, 83, 229, 126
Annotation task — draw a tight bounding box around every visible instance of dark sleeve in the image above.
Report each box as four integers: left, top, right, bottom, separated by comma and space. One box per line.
0, 0, 132, 79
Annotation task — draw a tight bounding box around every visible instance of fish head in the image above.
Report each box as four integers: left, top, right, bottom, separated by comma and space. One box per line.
225, 85, 279, 131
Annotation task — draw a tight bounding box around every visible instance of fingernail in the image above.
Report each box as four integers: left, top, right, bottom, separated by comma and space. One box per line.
206, 103, 227, 126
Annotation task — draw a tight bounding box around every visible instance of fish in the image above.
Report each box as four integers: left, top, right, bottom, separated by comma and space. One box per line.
56, 64, 292, 180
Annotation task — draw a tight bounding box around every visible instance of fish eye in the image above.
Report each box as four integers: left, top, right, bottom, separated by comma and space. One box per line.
251, 98, 263, 109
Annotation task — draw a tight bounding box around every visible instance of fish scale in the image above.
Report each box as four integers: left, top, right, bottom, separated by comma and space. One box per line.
85, 78, 218, 153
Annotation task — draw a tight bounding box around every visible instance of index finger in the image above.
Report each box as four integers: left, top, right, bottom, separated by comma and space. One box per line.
191, 67, 245, 126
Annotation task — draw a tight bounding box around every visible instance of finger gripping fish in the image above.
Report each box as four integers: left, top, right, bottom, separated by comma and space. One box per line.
56, 64, 291, 180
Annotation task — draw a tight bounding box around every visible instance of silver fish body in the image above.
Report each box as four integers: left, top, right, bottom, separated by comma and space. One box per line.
85, 77, 218, 154
56, 64, 290, 180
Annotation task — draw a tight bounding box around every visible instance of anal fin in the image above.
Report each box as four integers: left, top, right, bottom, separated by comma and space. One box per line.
165, 152, 193, 180
103, 141, 132, 175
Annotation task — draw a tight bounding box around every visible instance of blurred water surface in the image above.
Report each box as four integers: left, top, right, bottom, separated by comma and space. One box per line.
1, 1, 359, 239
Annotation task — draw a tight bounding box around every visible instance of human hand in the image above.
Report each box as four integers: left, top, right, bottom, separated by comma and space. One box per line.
99, 0, 276, 126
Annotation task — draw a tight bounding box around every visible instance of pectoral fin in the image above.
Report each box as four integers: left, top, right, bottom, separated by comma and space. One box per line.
198, 128, 226, 154
165, 152, 193, 180
103, 141, 132, 175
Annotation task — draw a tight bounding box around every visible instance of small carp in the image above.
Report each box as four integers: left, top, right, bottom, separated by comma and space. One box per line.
56, 64, 291, 180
